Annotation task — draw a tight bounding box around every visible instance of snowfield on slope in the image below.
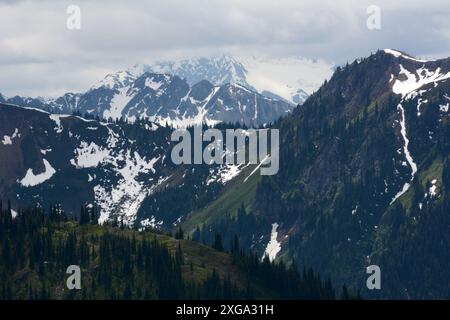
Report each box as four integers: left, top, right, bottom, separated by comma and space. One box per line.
392, 64, 450, 99
70, 141, 110, 168
19, 159, 56, 187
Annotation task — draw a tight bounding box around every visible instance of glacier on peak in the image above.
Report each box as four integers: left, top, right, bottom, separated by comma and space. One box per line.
120, 54, 334, 104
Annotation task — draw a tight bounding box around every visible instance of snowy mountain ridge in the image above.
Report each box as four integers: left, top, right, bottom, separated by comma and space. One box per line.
106, 54, 334, 105
1, 55, 333, 128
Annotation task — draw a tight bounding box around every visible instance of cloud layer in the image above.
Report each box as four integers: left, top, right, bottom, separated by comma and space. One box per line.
1, 0, 450, 97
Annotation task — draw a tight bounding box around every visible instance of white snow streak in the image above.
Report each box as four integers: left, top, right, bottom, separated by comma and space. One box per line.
262, 223, 281, 262
398, 104, 418, 177
384, 49, 428, 63
390, 104, 417, 205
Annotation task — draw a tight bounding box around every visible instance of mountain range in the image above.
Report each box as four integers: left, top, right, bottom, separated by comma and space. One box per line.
0, 55, 333, 127
1, 49, 450, 299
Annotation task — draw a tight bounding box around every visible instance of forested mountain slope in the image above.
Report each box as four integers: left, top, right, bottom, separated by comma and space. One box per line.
185, 50, 450, 299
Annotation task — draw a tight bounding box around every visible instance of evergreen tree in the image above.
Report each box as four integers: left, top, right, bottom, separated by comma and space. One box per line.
213, 233, 224, 252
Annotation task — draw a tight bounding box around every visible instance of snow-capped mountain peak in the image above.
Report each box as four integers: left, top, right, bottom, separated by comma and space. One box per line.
2, 54, 334, 127
92, 70, 137, 91
131, 54, 334, 105
133, 54, 248, 90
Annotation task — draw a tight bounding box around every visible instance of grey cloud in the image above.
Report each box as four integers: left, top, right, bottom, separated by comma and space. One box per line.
0, 0, 449, 96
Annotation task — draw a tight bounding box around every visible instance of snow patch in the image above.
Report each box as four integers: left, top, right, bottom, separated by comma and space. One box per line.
219, 164, 242, 184
173, 216, 183, 226
262, 223, 281, 262
429, 179, 438, 198
49, 114, 64, 133
145, 77, 163, 91
19, 159, 56, 187
96, 154, 163, 225
70, 141, 110, 168
103, 87, 134, 120
139, 216, 164, 231
392, 64, 450, 99
2, 128, 20, 145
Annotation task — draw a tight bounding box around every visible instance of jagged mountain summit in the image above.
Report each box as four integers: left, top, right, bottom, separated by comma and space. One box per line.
134, 55, 248, 91
132, 54, 333, 104
49, 72, 292, 127
0, 55, 332, 127
73, 54, 333, 125
3, 56, 336, 127
0, 75, 293, 128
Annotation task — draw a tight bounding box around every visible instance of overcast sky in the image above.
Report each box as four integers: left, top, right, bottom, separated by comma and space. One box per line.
1, 0, 450, 97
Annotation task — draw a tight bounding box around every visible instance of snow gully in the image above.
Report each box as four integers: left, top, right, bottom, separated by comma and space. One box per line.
390, 103, 418, 204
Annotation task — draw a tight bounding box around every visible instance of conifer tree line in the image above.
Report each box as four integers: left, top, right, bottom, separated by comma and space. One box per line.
0, 202, 351, 300
192, 203, 269, 254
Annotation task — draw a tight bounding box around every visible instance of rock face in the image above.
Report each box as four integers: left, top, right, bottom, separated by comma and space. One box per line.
0, 103, 171, 225
0, 103, 247, 228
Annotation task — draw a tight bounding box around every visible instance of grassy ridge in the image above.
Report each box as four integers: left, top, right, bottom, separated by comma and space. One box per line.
182, 165, 260, 234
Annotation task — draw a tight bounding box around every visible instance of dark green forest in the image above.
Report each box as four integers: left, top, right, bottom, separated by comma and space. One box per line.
0, 202, 343, 300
